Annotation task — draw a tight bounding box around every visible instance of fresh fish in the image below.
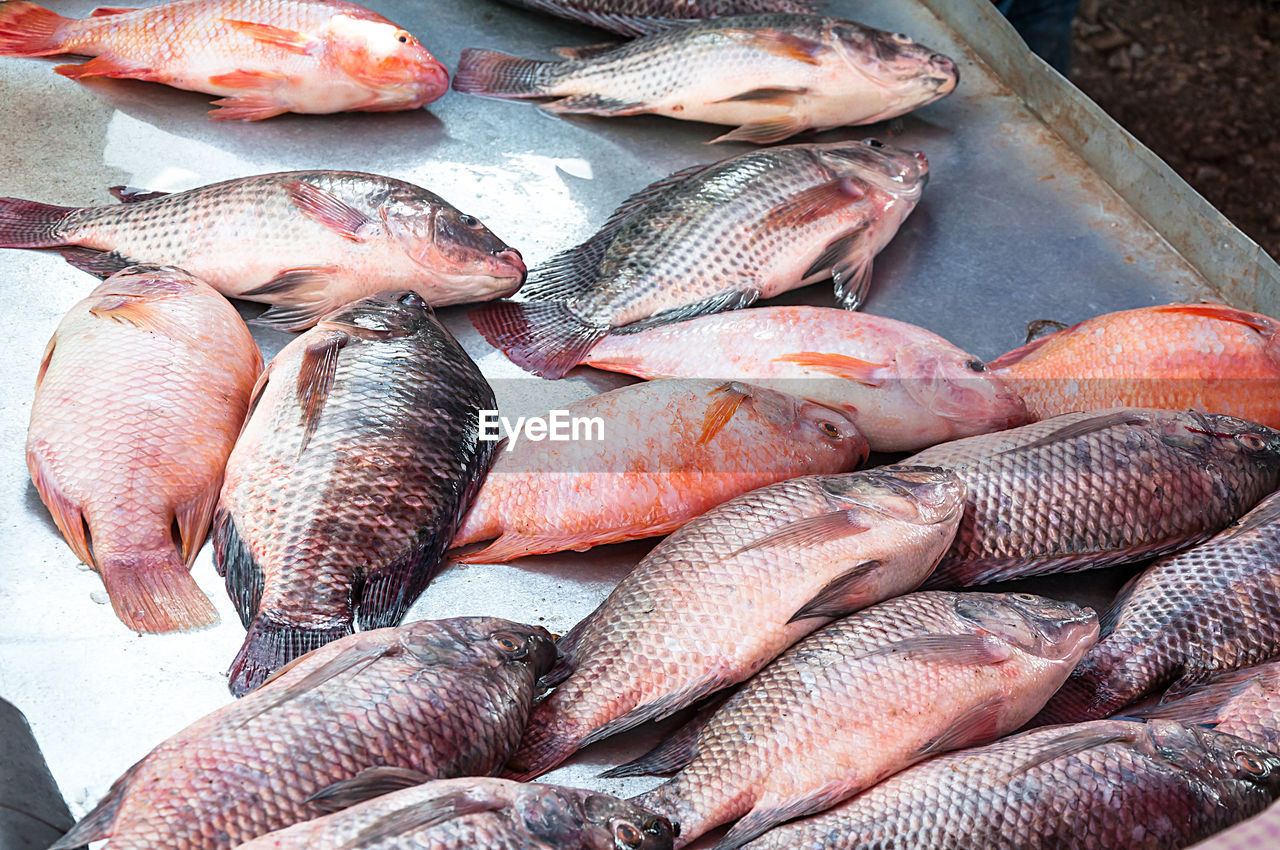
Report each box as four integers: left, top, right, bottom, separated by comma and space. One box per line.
742, 718, 1280, 850
215, 291, 497, 696
0, 170, 526, 331
235, 777, 674, 849
905, 408, 1280, 588
494, 0, 819, 38
630, 591, 1099, 848
505, 466, 967, 779
988, 303, 1280, 428
472, 139, 928, 379
453, 15, 956, 142
450, 379, 866, 563
583, 306, 1027, 452
0, 0, 449, 119
1130, 662, 1280, 754
26, 265, 260, 633
1034, 491, 1280, 725
48, 617, 556, 850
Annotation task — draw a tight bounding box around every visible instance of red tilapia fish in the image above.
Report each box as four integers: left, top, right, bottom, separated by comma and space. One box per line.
506, 466, 966, 779
584, 306, 1027, 452
49, 617, 557, 850
216, 292, 498, 696
450, 379, 866, 563
454, 15, 957, 143
0, 0, 448, 119
27, 264, 260, 633
0, 171, 526, 330
235, 778, 675, 849
495, 0, 819, 38
474, 140, 928, 379
630, 591, 1099, 848
906, 408, 1280, 588
988, 303, 1280, 428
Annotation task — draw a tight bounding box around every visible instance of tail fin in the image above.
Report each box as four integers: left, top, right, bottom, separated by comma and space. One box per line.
0, 2, 70, 56
99, 551, 220, 634
228, 616, 353, 697
0, 196, 77, 247
453, 48, 555, 98
470, 300, 607, 379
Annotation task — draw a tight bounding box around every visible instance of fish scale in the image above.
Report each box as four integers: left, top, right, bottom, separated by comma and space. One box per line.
741, 719, 1280, 849
631, 592, 1099, 848
1129, 661, 1280, 753
504, 466, 966, 779
496, 0, 817, 37
48, 618, 557, 850
215, 292, 498, 696
905, 408, 1280, 588
1034, 491, 1280, 725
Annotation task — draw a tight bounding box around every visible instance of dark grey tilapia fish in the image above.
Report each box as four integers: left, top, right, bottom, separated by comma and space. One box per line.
1129, 661, 1280, 753
235, 777, 674, 849
50, 618, 557, 850
905, 408, 1280, 588
742, 718, 1280, 850
1033, 490, 1280, 725
214, 291, 498, 696
472, 140, 928, 378
495, 0, 819, 37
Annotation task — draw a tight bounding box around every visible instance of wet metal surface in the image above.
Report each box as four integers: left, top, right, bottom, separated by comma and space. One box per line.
0, 0, 1258, 841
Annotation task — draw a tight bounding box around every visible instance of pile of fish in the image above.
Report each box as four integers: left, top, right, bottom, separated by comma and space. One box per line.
3, 1, 1280, 849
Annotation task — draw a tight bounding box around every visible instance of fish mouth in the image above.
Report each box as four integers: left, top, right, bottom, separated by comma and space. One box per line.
928, 53, 959, 94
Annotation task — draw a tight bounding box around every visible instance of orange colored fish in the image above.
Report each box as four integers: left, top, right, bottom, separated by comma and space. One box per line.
0, 0, 449, 119
987, 303, 1280, 427
26, 265, 261, 633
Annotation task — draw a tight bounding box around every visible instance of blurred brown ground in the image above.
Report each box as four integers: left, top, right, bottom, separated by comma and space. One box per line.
1068, 0, 1280, 260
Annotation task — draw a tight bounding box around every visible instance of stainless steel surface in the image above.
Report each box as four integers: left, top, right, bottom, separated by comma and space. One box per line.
0, 0, 1263, 841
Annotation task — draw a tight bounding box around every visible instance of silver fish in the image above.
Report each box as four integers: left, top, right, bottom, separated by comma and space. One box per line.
0, 171, 526, 330
472, 139, 928, 379
454, 15, 956, 142
494, 0, 820, 37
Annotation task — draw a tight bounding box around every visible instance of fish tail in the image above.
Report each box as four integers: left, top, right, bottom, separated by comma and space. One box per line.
470, 300, 607, 379
0, 196, 77, 247
0, 2, 71, 56
98, 549, 220, 634
228, 615, 353, 697
453, 47, 556, 98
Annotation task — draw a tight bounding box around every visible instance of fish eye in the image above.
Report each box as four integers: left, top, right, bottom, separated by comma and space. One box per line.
1237, 433, 1268, 451
891, 32, 914, 44
396, 31, 409, 43
397, 292, 425, 308
864, 138, 885, 148
614, 821, 643, 847
819, 421, 842, 438
1238, 752, 1268, 774
490, 632, 522, 653
1012, 593, 1039, 603
965, 359, 986, 372
458, 213, 482, 229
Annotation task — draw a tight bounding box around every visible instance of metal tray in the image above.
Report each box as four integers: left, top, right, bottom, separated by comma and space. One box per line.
0, 0, 1274, 844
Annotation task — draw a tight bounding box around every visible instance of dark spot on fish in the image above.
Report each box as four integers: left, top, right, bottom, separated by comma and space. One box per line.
965, 359, 986, 372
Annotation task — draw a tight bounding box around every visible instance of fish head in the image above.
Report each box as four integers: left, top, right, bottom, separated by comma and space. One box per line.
1141, 721, 1280, 796
823, 21, 959, 117
381, 194, 527, 304
577, 793, 677, 850
328, 14, 450, 106
954, 593, 1099, 663
821, 465, 967, 525
317, 290, 435, 337
1161, 411, 1280, 469
744, 384, 868, 465
897, 345, 1029, 435
815, 139, 930, 199
401, 617, 558, 679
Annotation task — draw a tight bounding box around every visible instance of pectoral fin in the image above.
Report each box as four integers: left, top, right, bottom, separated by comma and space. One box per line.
697, 382, 753, 446
340, 788, 507, 849
918, 695, 1007, 756
775, 351, 886, 386
223, 19, 317, 54
307, 767, 434, 814
284, 181, 372, 242
766, 181, 866, 229
788, 560, 883, 623
721, 28, 828, 64
732, 511, 870, 557
714, 86, 808, 106
88, 294, 183, 337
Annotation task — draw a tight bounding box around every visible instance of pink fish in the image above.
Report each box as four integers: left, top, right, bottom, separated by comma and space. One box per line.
0, 0, 449, 119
